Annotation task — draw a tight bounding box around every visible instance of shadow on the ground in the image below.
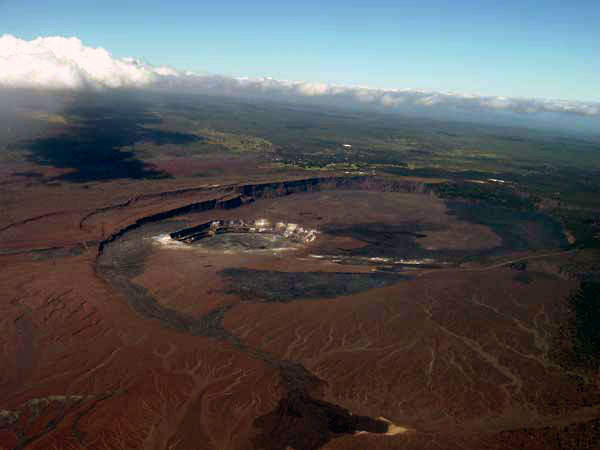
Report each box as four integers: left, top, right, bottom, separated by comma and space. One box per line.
26, 102, 201, 182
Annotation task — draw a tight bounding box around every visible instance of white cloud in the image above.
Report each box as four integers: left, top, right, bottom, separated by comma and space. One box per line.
0, 34, 165, 89
1, 34, 599, 118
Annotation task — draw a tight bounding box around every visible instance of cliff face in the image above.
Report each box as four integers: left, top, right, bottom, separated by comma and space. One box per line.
238, 175, 433, 198
97, 175, 435, 253
97, 198, 218, 252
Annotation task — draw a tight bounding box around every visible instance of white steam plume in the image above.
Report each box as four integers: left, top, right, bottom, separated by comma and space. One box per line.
1, 34, 599, 117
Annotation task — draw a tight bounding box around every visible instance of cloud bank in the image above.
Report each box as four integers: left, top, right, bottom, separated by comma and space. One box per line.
1, 34, 599, 118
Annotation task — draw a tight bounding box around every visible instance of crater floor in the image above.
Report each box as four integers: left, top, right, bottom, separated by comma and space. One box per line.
1, 176, 597, 450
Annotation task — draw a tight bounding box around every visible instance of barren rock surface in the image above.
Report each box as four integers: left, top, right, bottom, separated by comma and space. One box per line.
1, 171, 597, 450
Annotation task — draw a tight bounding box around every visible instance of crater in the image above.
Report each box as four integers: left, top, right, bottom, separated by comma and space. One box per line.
91, 177, 575, 450
162, 219, 318, 253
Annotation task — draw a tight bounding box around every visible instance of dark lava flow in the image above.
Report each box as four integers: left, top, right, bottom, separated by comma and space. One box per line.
220, 268, 408, 302
97, 265, 394, 449
94, 175, 568, 449
322, 207, 567, 264
96, 221, 396, 449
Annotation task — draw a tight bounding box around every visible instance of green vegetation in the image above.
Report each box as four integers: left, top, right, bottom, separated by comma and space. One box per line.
195, 128, 273, 154
3, 92, 599, 248
28, 111, 68, 125
431, 181, 538, 211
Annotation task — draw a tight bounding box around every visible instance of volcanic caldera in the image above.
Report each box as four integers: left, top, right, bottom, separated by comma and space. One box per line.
2, 173, 597, 450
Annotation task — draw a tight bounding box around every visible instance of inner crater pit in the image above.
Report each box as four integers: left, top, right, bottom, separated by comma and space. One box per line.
159, 219, 318, 253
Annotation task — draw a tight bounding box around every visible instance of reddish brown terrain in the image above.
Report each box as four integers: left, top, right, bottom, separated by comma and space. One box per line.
1, 157, 599, 450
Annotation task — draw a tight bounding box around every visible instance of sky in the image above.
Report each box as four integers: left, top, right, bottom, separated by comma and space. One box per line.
1, 0, 599, 103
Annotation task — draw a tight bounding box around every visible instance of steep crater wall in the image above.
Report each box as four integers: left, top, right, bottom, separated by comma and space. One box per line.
97, 175, 436, 254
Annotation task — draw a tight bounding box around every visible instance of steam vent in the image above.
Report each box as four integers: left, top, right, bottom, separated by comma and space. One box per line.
169, 219, 318, 251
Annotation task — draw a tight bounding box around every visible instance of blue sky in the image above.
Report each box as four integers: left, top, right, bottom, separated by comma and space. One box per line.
2, 0, 599, 102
